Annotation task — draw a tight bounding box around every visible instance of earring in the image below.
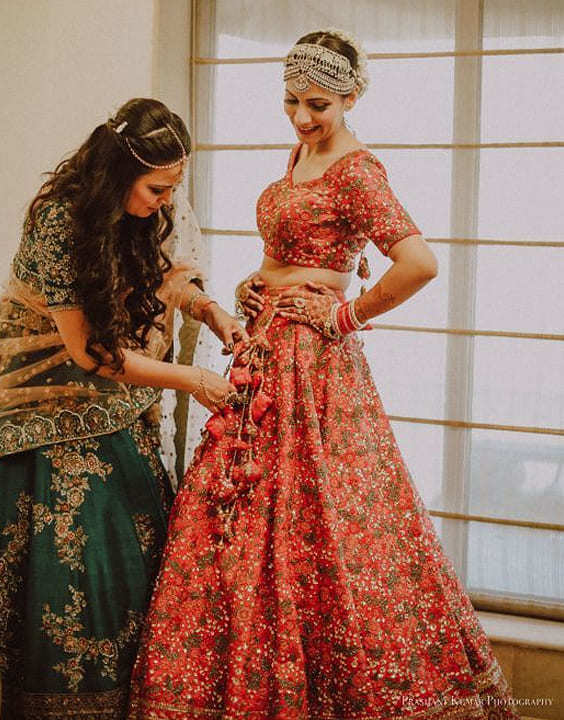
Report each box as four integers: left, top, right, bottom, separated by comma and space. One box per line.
344, 117, 357, 137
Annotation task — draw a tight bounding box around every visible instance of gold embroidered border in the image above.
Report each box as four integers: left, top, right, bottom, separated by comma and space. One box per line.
6, 683, 128, 719
0, 389, 159, 458
130, 663, 512, 720
23, 686, 128, 718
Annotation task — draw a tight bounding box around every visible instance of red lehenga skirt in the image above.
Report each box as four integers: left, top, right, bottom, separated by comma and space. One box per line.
128, 289, 519, 720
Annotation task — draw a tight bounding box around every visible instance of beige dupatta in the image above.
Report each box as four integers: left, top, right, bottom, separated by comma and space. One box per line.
0, 241, 203, 458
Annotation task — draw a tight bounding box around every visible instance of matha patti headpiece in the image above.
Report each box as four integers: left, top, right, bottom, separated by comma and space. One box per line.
283, 43, 357, 95
111, 121, 187, 169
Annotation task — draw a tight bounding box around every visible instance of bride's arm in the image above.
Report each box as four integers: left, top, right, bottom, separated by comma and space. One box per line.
275, 235, 437, 334
354, 235, 437, 322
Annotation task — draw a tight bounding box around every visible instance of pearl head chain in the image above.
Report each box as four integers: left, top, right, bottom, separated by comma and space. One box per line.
284, 43, 358, 96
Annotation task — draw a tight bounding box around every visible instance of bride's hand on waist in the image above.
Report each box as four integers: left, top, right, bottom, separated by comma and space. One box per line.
276, 281, 339, 335
235, 272, 265, 319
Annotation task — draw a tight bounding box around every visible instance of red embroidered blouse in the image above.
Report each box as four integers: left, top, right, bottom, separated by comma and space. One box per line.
257, 144, 420, 272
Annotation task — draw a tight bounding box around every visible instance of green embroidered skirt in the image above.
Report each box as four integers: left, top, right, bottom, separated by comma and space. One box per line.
0, 418, 174, 720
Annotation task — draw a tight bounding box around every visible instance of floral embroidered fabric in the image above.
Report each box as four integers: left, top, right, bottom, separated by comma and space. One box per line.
129, 290, 519, 720
0, 420, 173, 719
13, 201, 81, 309
128, 147, 517, 719
0, 200, 201, 458
257, 144, 420, 272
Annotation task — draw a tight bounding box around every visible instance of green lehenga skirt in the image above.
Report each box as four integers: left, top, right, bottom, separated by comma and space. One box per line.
0, 418, 174, 720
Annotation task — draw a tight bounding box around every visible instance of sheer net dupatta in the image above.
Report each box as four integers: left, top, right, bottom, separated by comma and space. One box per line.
0, 188, 205, 460
0, 269, 154, 456
157, 183, 207, 484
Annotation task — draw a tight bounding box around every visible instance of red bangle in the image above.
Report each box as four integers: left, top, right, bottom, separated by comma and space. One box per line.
336, 301, 355, 335
335, 300, 367, 335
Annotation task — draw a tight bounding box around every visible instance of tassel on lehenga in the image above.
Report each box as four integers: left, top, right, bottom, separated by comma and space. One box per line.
128, 289, 519, 720
198, 309, 276, 543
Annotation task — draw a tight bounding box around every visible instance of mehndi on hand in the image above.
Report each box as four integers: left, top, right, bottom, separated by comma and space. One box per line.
235, 272, 266, 319
275, 281, 341, 339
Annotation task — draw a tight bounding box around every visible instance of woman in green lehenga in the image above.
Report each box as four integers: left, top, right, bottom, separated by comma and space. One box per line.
0, 98, 244, 720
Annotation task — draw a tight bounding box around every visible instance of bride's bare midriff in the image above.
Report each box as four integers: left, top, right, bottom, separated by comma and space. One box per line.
259, 255, 351, 291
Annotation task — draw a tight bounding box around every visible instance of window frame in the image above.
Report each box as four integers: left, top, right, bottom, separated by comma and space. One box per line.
187, 0, 564, 620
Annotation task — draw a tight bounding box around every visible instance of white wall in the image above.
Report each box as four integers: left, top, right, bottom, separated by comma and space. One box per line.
0, 0, 157, 280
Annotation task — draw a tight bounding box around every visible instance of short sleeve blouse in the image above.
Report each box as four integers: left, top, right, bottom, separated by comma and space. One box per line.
257, 145, 420, 272
13, 200, 80, 309
335, 151, 420, 256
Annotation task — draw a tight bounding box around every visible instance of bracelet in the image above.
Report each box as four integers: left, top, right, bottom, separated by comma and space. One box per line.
185, 287, 205, 317
336, 302, 354, 334
191, 294, 218, 322
329, 302, 342, 337
350, 297, 368, 327
198, 367, 216, 405
335, 299, 366, 335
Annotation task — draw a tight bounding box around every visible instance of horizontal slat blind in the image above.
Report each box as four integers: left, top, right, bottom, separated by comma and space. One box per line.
191, 0, 564, 617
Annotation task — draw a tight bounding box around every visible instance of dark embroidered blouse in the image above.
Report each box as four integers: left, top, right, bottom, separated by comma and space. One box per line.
257, 144, 420, 272
1, 201, 158, 457
13, 200, 80, 310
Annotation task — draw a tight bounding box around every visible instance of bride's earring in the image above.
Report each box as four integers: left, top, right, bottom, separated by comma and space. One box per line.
344, 98, 356, 134
344, 115, 356, 137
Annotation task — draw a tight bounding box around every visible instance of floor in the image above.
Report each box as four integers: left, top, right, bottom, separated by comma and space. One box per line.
480, 612, 564, 720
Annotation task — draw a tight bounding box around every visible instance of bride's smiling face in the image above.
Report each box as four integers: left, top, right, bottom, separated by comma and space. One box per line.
283, 83, 348, 145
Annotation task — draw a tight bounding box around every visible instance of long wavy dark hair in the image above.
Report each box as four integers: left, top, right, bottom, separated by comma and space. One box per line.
28, 98, 191, 372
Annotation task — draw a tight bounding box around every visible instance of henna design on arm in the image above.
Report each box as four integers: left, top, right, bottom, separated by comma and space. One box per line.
356, 282, 396, 323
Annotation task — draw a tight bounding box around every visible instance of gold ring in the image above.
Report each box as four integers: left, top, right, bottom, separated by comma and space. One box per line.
225, 391, 239, 406
235, 282, 250, 302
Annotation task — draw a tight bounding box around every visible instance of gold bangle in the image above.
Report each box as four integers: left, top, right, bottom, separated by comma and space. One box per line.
185, 287, 205, 317
198, 367, 216, 405
191, 294, 217, 322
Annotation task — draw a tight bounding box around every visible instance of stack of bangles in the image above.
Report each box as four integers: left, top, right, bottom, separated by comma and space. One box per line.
329, 298, 368, 336
186, 287, 218, 321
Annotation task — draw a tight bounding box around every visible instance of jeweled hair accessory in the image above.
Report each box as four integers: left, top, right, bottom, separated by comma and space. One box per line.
284, 43, 357, 95
321, 28, 370, 97
112, 121, 187, 170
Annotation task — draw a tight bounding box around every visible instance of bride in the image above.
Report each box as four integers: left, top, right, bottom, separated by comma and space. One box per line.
128, 30, 519, 720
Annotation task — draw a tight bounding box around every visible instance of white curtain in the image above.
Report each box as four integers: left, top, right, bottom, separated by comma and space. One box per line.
186, 0, 564, 615
159, 182, 206, 486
